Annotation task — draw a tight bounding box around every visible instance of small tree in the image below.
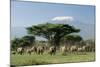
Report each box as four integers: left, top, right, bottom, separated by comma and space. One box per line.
11, 38, 20, 51
61, 35, 83, 46
20, 35, 35, 47
11, 35, 35, 50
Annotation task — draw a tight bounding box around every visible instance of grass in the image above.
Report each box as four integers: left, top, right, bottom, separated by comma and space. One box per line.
11, 52, 95, 66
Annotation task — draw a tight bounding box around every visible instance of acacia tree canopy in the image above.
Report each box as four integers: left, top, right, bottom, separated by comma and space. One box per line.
26, 23, 80, 47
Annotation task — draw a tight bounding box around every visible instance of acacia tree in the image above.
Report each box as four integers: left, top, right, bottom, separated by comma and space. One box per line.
11, 35, 35, 50
26, 23, 80, 47
19, 35, 35, 47
61, 35, 83, 46
22, 35, 35, 46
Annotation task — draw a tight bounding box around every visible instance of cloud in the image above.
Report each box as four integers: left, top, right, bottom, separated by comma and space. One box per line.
51, 16, 74, 23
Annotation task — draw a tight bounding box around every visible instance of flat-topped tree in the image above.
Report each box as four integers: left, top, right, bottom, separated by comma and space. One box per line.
26, 23, 80, 47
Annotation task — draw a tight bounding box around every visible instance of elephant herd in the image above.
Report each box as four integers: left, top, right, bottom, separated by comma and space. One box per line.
12, 45, 91, 55
15, 46, 56, 55
60, 45, 88, 55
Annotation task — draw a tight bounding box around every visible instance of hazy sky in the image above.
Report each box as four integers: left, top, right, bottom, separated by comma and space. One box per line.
11, 1, 95, 27
11, 1, 95, 40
